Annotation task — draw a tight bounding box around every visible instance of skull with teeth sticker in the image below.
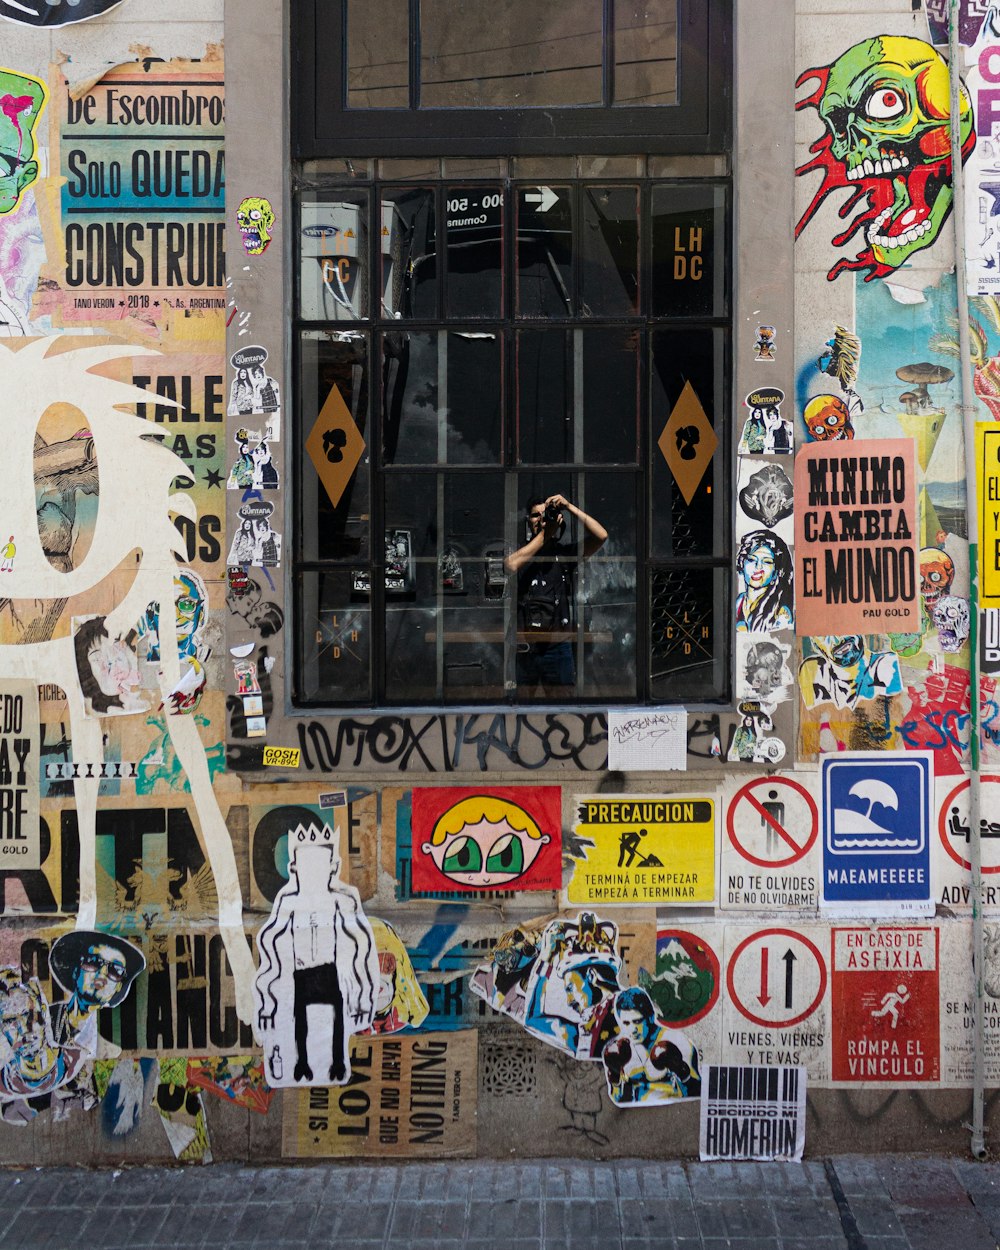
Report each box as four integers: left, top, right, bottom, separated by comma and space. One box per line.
236, 196, 276, 255
796, 35, 975, 281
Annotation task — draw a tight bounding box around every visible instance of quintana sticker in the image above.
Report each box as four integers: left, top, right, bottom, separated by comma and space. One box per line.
253, 822, 379, 1088
228, 345, 280, 416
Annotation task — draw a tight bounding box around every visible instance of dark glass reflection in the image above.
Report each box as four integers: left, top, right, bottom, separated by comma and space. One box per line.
382, 188, 438, 318
298, 570, 372, 703
382, 331, 502, 465
580, 186, 639, 317
649, 565, 727, 701
300, 333, 370, 563
651, 184, 726, 318
445, 185, 504, 317
516, 186, 573, 317
649, 327, 725, 559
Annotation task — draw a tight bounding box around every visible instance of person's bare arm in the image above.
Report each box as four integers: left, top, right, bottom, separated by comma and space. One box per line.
548, 494, 608, 558
504, 527, 546, 574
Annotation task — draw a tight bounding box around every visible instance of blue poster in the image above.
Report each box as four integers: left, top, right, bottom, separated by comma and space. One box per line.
821, 753, 933, 915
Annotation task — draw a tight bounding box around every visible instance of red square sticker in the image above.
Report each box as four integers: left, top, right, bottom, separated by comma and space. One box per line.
411, 786, 562, 893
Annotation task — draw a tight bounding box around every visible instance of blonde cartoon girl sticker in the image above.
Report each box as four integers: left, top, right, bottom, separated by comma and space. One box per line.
363, 919, 429, 1035
412, 786, 562, 893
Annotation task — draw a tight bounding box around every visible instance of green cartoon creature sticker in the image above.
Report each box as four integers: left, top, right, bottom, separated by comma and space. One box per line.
796, 36, 974, 281
0, 68, 46, 216
236, 196, 275, 255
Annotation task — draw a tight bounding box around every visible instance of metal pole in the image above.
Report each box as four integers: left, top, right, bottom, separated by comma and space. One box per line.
949, 0, 987, 1160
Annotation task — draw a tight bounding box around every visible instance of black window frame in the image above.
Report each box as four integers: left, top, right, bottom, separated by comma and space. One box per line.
290, 0, 734, 711
291, 0, 731, 157
292, 172, 732, 709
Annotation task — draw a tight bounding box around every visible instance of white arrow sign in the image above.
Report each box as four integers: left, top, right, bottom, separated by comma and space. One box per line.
524, 186, 559, 213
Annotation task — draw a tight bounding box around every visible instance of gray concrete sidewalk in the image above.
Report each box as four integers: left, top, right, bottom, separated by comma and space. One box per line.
0, 1155, 999, 1250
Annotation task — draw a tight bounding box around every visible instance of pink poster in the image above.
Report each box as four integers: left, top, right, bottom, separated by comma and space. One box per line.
794, 439, 920, 635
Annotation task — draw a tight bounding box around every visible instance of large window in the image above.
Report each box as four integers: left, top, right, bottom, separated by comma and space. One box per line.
292, 0, 728, 155
294, 167, 730, 706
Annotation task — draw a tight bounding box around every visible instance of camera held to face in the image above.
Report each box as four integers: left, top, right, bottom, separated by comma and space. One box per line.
543, 501, 562, 525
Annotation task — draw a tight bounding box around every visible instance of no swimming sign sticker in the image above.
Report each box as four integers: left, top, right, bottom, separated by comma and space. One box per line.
820, 753, 933, 917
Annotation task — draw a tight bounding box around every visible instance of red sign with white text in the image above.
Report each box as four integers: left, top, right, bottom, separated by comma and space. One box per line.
831, 926, 939, 1083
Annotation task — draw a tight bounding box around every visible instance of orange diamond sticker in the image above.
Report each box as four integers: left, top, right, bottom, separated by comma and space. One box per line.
657, 381, 718, 505
305, 384, 366, 508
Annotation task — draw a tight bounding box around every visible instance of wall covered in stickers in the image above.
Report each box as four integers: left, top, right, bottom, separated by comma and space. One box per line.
0, 0, 998, 1168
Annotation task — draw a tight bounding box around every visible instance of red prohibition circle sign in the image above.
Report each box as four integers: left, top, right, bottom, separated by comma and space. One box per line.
726, 927, 827, 1029
938, 776, 1000, 873
727, 777, 819, 869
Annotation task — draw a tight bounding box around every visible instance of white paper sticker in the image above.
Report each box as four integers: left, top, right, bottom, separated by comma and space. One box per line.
608, 709, 687, 772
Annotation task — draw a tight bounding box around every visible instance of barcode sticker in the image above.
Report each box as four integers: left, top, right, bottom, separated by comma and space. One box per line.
699, 1064, 806, 1161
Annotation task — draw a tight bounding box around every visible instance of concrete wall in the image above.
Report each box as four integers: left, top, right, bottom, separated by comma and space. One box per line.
0, 0, 996, 1165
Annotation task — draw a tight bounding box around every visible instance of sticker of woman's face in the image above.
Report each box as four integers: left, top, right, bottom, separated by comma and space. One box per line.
741, 543, 775, 594
375, 956, 397, 1015
421, 811, 550, 888
88, 634, 141, 704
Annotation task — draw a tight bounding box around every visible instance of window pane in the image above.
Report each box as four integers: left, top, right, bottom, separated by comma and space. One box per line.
580, 558, 637, 699
511, 471, 632, 701
420, 0, 603, 108
382, 331, 502, 465
300, 332, 371, 564
614, 0, 678, 106
649, 565, 728, 701
518, 328, 639, 465
580, 185, 639, 317
516, 186, 573, 317
517, 330, 571, 464
384, 471, 506, 560
347, 0, 410, 108
382, 466, 507, 705
576, 472, 637, 700
445, 185, 504, 318
651, 183, 726, 318
649, 326, 726, 559
299, 192, 370, 321
298, 570, 372, 703
582, 327, 639, 463
382, 187, 438, 318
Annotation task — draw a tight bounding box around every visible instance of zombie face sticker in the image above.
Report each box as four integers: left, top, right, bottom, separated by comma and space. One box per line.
0, 69, 46, 215
804, 394, 855, 442
919, 545, 955, 612
932, 594, 970, 653
236, 197, 275, 255
796, 36, 975, 280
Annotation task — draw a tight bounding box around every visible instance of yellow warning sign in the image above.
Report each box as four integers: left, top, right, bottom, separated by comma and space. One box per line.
568, 795, 716, 905
978, 423, 1000, 608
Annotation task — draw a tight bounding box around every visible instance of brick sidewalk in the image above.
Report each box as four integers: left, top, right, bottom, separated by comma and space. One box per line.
0, 1155, 999, 1249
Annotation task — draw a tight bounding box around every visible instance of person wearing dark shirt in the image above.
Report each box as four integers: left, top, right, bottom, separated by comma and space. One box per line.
504, 493, 607, 697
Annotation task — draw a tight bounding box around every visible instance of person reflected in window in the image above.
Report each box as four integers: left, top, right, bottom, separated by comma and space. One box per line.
505, 493, 607, 697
